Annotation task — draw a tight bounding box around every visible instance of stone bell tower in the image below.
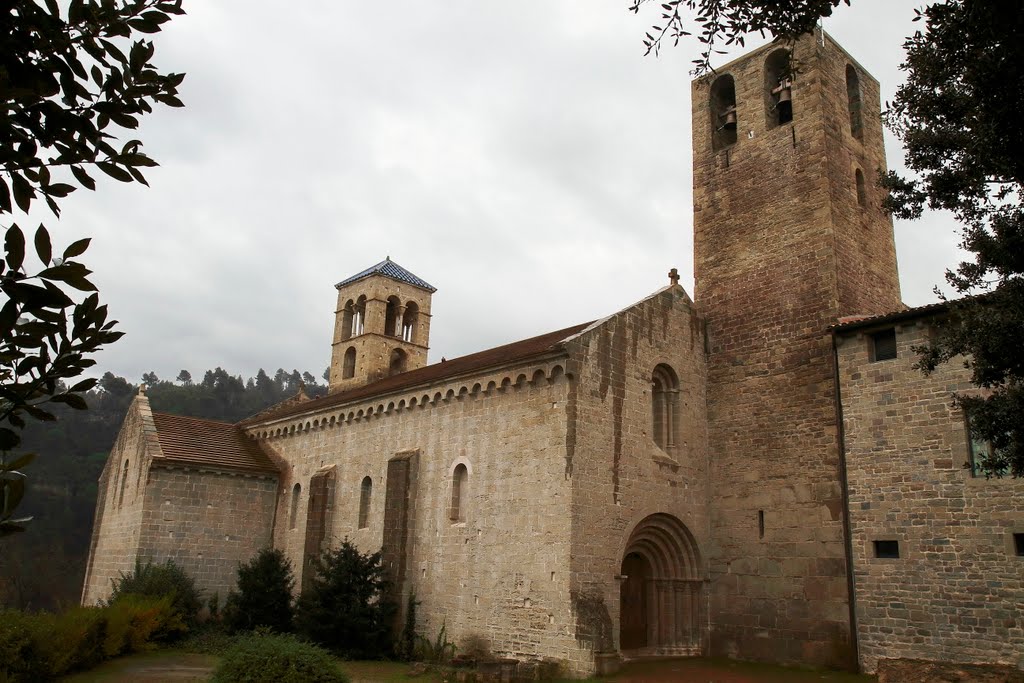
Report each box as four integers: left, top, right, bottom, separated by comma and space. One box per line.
692, 30, 902, 668
328, 258, 434, 393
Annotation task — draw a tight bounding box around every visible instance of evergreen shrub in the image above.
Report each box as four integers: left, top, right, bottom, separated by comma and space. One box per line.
294, 540, 396, 658
210, 631, 349, 683
223, 547, 294, 634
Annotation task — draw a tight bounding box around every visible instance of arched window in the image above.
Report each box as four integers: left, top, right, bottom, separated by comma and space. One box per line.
389, 348, 407, 376
343, 347, 356, 379
352, 295, 366, 336
385, 296, 401, 336
341, 299, 354, 341
402, 302, 419, 343
289, 482, 301, 529
450, 464, 468, 523
358, 476, 372, 529
764, 49, 793, 128
117, 459, 130, 508
651, 365, 680, 453
710, 74, 738, 151
846, 64, 863, 140
855, 168, 867, 207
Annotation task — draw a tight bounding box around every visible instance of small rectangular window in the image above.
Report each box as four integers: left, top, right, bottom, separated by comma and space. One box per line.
873, 540, 900, 559
758, 510, 765, 539
1014, 533, 1024, 557
965, 414, 1008, 478
869, 328, 897, 361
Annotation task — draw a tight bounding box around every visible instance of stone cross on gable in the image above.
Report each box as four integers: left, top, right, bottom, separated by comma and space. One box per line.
668, 268, 680, 286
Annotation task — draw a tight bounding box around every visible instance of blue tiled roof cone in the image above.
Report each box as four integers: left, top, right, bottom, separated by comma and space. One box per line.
335, 257, 437, 292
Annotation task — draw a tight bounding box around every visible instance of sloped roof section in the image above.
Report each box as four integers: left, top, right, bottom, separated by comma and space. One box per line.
151, 412, 279, 474
831, 301, 947, 333
335, 257, 437, 292
240, 321, 592, 427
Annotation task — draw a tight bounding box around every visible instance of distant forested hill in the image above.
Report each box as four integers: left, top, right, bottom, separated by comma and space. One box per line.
0, 367, 327, 611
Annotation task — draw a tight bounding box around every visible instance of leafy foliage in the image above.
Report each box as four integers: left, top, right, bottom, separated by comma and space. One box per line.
223, 547, 295, 634
879, 0, 1024, 477
415, 621, 456, 665
211, 631, 350, 683
109, 558, 202, 632
1, 0, 186, 534
295, 540, 397, 659
629, 0, 847, 72
0, 596, 182, 681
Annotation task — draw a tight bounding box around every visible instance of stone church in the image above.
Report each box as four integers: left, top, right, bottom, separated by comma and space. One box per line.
82, 31, 1024, 676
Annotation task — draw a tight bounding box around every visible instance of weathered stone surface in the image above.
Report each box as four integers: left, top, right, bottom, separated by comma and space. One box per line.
877, 658, 1024, 683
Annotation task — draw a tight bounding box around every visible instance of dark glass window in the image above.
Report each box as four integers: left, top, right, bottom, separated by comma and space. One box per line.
874, 540, 900, 559
870, 328, 897, 361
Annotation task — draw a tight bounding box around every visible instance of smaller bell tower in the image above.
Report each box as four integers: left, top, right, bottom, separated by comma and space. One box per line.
328, 258, 435, 394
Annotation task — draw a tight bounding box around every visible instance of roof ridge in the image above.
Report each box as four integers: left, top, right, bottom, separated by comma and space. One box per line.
151, 411, 237, 428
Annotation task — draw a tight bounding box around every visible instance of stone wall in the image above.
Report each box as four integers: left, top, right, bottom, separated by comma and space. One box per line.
838, 319, 1024, 673
81, 395, 154, 605
256, 357, 581, 671
565, 285, 709, 662
138, 466, 277, 602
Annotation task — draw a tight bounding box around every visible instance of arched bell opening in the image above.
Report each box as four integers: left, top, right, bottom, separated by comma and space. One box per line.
709, 75, 738, 152
764, 48, 793, 128
618, 513, 706, 657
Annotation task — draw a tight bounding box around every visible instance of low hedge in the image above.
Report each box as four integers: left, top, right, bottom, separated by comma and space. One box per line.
211, 632, 349, 683
0, 595, 184, 682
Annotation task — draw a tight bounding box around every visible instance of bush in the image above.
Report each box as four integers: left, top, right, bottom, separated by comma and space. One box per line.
223, 547, 294, 634
294, 540, 396, 658
0, 597, 181, 681
210, 631, 349, 683
109, 558, 202, 632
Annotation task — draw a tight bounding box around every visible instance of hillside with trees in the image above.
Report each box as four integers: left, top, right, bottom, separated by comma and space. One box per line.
0, 366, 326, 610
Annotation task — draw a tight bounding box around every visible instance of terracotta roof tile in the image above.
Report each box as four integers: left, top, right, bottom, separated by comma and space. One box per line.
830, 301, 948, 333
241, 321, 592, 426
151, 412, 279, 474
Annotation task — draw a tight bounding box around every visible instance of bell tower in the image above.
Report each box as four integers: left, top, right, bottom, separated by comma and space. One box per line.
693, 30, 901, 668
328, 258, 434, 394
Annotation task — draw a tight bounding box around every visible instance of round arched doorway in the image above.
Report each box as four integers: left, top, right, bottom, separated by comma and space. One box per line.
618, 513, 706, 656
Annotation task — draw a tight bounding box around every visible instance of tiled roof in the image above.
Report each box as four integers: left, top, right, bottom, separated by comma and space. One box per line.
151, 412, 279, 474
831, 301, 948, 333
240, 321, 592, 427
335, 257, 437, 292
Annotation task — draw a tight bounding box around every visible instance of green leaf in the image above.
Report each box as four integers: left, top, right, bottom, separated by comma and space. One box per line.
50, 393, 88, 410
34, 225, 52, 266
5, 225, 26, 272
2, 452, 36, 472
0, 176, 11, 213
97, 162, 134, 182
70, 165, 97, 191
11, 173, 33, 212
44, 183, 76, 198
63, 238, 91, 259
1, 473, 26, 517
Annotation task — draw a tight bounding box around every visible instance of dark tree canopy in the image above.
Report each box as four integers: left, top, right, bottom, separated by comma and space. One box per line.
1, 0, 185, 535
634, 0, 1024, 476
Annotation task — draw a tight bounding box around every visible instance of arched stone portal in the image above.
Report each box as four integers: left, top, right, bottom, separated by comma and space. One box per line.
619, 513, 706, 656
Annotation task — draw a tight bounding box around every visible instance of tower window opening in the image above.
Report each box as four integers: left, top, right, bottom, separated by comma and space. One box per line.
388, 348, 408, 376
341, 300, 354, 341
343, 347, 356, 379
352, 295, 366, 336
764, 49, 793, 128
385, 296, 401, 337
873, 539, 900, 559
710, 74, 738, 151
855, 168, 867, 207
402, 301, 419, 343
846, 64, 863, 140
1014, 533, 1024, 557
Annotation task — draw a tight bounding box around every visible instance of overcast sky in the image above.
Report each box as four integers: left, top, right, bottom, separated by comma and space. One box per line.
27, 1, 965, 385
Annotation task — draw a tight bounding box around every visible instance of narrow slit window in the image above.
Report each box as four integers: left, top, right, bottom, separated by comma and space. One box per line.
117, 459, 130, 508
873, 540, 900, 559
855, 168, 867, 207
846, 64, 863, 140
358, 476, 372, 529
758, 510, 765, 539
289, 483, 301, 529
450, 464, 468, 523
